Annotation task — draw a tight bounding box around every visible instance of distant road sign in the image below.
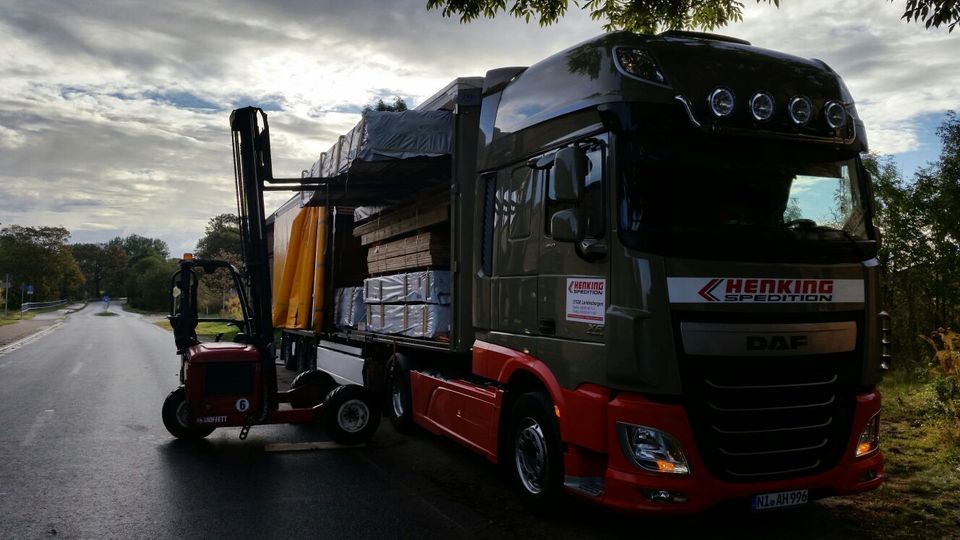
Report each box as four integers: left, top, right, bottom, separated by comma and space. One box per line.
26, 285, 34, 295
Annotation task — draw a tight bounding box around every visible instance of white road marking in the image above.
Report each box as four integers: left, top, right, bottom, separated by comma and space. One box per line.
21, 409, 55, 447
70, 362, 84, 375
0, 322, 64, 357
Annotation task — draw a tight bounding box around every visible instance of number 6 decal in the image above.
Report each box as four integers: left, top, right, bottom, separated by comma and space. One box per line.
236, 398, 250, 412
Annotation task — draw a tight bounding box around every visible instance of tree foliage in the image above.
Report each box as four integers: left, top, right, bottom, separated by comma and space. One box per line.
71, 242, 128, 298
0, 225, 85, 301
195, 213, 241, 260
363, 97, 408, 113
871, 111, 960, 361
426, 0, 958, 33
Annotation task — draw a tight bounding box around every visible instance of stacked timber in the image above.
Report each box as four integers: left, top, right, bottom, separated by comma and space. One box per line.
353, 191, 452, 340
353, 191, 450, 275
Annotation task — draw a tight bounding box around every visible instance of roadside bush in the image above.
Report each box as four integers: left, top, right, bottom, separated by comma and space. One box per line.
918, 329, 960, 450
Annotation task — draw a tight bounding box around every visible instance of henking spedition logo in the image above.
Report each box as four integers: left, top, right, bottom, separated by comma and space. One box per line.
568, 280, 605, 295
698, 278, 836, 303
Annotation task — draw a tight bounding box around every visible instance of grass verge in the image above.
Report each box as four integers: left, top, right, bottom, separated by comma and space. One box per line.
153, 319, 240, 342
819, 368, 960, 536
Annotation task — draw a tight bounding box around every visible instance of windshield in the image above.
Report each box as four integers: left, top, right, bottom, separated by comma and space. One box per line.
618, 138, 874, 261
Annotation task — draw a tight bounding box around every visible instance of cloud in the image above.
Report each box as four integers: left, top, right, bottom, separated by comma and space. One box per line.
0, 0, 956, 255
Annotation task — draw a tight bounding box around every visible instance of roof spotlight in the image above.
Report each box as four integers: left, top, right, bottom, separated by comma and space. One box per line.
824, 101, 847, 129
749, 92, 775, 122
708, 88, 735, 118
789, 96, 813, 125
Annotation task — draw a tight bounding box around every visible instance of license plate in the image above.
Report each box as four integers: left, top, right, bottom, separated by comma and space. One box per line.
751, 489, 809, 510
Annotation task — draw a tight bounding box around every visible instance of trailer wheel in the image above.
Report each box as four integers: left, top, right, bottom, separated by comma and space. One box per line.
290, 369, 338, 408
386, 356, 415, 433
162, 387, 215, 440
507, 392, 563, 509
323, 385, 381, 445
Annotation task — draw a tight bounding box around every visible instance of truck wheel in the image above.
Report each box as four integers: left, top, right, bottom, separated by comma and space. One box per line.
507, 392, 563, 509
290, 369, 338, 408
386, 357, 415, 433
162, 387, 215, 440
323, 385, 381, 445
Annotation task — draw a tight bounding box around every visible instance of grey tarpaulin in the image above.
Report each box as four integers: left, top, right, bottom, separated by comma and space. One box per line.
334, 287, 365, 329
366, 304, 451, 339
363, 271, 451, 305
308, 110, 454, 179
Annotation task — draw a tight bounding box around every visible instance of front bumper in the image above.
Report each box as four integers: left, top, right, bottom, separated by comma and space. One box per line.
561, 388, 884, 514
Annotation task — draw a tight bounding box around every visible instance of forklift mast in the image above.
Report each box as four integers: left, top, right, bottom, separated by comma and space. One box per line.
230, 107, 278, 403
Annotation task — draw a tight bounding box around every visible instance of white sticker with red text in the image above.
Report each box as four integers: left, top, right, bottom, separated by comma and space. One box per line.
566, 278, 606, 323
667, 277, 864, 304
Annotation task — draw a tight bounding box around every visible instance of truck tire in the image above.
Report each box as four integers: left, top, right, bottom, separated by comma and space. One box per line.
386, 356, 415, 433
506, 392, 563, 509
290, 369, 338, 409
162, 387, 215, 440
323, 385, 381, 445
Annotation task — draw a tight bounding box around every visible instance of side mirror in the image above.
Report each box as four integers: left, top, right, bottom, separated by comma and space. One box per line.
551, 208, 585, 243
553, 147, 587, 202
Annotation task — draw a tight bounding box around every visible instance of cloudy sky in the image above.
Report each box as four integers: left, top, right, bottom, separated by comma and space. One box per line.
0, 0, 957, 255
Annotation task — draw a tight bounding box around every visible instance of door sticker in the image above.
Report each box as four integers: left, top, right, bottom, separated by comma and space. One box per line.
565, 278, 606, 324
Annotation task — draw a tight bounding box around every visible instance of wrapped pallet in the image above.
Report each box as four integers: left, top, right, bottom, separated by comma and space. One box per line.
366, 304, 451, 339
334, 287, 365, 329
363, 271, 450, 305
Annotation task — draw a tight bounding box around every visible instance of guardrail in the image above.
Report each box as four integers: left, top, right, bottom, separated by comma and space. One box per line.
20, 299, 68, 313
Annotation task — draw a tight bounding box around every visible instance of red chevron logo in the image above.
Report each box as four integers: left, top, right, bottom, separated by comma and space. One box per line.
698, 278, 723, 302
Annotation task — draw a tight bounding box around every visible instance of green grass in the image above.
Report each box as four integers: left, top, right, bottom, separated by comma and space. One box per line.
122, 303, 165, 315
819, 369, 960, 536
95, 311, 119, 317
153, 319, 240, 341
0, 310, 37, 326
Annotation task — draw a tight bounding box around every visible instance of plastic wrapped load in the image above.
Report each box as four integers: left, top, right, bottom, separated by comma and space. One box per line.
363, 270, 450, 305
366, 304, 451, 339
334, 287, 365, 329
354, 205, 387, 223
308, 110, 454, 179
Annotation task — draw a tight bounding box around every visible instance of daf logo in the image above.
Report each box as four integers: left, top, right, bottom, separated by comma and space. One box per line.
746, 335, 809, 351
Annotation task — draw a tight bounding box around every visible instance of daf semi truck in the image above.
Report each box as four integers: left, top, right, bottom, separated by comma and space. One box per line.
235, 30, 888, 513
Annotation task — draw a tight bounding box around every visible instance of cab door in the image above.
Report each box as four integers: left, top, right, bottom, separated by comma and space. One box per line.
537, 136, 610, 349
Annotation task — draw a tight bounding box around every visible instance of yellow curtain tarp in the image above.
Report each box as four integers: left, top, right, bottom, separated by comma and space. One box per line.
271, 205, 326, 330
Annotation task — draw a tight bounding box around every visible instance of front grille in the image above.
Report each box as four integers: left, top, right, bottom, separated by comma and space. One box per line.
676, 313, 860, 482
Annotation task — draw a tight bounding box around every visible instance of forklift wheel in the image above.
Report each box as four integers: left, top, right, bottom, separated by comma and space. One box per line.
322, 385, 380, 445
162, 387, 215, 440
290, 370, 338, 408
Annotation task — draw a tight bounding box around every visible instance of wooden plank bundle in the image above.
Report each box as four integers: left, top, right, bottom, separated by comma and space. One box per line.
366, 231, 449, 263
353, 192, 449, 246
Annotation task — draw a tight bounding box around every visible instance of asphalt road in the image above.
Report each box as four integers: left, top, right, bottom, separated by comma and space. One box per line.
0, 304, 874, 539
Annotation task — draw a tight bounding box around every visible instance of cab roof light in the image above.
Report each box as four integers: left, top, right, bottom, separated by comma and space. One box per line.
708, 87, 735, 118
824, 100, 847, 129
749, 92, 775, 122
788, 96, 813, 125
614, 47, 667, 85
182, 253, 194, 260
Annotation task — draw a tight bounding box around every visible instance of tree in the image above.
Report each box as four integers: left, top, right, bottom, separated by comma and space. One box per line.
363, 97, 408, 113
71, 242, 129, 298
0, 225, 85, 301
426, 0, 959, 33
868, 111, 960, 362
124, 255, 178, 311
195, 214, 241, 260
115, 234, 169, 264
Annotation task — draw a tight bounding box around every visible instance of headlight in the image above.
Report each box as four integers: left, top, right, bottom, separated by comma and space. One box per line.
855, 412, 880, 457
749, 92, 775, 121
708, 88, 735, 118
616, 422, 690, 474
788, 96, 813, 125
